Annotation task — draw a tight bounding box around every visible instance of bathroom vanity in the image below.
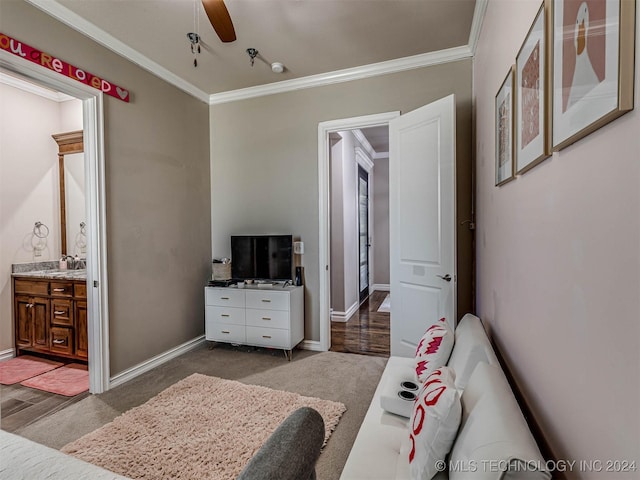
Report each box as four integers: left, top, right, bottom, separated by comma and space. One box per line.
12, 267, 88, 362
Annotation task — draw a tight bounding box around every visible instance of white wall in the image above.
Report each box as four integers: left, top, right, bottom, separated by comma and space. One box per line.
372, 156, 389, 286
474, 1, 640, 475
0, 81, 82, 351
330, 131, 361, 317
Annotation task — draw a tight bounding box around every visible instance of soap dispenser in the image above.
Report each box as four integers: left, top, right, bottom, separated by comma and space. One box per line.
59, 256, 67, 270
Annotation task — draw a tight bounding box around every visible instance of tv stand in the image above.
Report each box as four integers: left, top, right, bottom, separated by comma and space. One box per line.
204, 285, 304, 360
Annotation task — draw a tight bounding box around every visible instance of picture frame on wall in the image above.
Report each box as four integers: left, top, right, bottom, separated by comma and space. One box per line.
515, 3, 551, 175
495, 65, 515, 186
551, 0, 635, 151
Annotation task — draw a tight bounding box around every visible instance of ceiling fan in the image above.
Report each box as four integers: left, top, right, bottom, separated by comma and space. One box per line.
201, 0, 236, 43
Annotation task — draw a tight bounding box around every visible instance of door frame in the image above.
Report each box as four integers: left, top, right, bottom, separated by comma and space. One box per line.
317, 111, 399, 351
1, 51, 110, 393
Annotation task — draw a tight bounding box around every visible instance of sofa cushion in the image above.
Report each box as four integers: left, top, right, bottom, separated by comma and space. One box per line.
449, 363, 551, 480
409, 366, 461, 480
415, 318, 454, 383
446, 314, 499, 391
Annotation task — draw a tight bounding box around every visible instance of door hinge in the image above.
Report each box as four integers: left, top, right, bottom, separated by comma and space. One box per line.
93, 280, 99, 288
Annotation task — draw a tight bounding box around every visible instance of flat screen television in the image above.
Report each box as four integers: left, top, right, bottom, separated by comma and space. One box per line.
231, 234, 293, 281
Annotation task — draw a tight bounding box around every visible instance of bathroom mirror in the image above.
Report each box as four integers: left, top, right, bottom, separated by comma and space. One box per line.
51, 130, 85, 256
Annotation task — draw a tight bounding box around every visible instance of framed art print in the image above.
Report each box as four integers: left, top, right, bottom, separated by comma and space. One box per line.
516, 3, 551, 175
552, 0, 635, 150
495, 66, 515, 186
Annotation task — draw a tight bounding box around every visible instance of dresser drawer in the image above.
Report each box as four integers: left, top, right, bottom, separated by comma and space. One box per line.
245, 290, 290, 311
50, 281, 74, 298
14, 279, 48, 296
205, 288, 245, 308
246, 326, 289, 349
206, 322, 246, 343
50, 327, 74, 355
205, 306, 245, 326
51, 299, 73, 326
245, 308, 290, 330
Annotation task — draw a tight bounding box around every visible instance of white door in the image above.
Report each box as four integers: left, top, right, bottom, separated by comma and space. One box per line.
389, 94, 456, 357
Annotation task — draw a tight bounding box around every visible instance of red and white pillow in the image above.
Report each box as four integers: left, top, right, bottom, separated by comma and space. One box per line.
408, 366, 461, 480
415, 318, 454, 383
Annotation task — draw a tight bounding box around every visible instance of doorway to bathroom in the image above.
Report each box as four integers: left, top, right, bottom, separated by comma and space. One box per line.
0, 52, 110, 395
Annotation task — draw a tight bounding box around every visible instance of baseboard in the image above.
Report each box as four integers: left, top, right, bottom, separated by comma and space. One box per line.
109, 335, 206, 389
0, 348, 15, 361
330, 301, 359, 322
299, 340, 324, 352
372, 284, 390, 292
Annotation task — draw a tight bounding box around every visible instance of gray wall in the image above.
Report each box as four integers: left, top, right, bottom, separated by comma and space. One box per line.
372, 157, 390, 286
210, 59, 473, 341
1, 2, 212, 375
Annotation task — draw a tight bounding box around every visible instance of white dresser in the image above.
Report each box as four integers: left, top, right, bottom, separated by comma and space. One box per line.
205, 285, 304, 360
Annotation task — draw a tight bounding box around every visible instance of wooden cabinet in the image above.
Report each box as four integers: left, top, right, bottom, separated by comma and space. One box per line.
13, 276, 88, 361
205, 286, 304, 360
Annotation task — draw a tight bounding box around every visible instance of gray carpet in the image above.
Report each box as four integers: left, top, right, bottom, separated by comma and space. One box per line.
13, 343, 387, 480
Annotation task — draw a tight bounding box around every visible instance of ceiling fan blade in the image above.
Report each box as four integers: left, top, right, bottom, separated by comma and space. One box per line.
201, 0, 237, 43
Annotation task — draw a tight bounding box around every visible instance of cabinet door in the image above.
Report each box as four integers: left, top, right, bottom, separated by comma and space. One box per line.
75, 300, 88, 359
15, 295, 33, 348
32, 297, 49, 349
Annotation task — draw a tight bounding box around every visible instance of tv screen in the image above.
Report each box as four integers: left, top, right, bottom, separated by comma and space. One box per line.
231, 235, 293, 281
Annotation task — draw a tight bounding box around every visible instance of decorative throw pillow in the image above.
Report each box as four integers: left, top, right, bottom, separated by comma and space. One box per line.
408, 366, 461, 480
415, 318, 454, 383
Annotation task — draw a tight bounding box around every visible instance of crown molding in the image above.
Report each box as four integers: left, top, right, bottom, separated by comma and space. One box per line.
0, 71, 74, 101
355, 146, 375, 172
25, 0, 210, 103
468, 0, 489, 55
352, 129, 377, 160
209, 45, 473, 105
374, 151, 389, 160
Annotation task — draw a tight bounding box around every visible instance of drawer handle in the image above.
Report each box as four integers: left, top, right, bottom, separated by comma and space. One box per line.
220, 297, 230, 300
53, 288, 66, 292
52, 339, 65, 344
262, 317, 271, 320
221, 330, 230, 334
54, 311, 66, 315
261, 299, 271, 303
221, 314, 230, 317
262, 335, 272, 339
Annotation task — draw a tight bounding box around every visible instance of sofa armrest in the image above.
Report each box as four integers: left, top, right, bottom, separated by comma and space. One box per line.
237, 407, 325, 480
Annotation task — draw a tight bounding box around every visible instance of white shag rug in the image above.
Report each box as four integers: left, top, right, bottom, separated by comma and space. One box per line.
377, 294, 391, 313
61, 373, 346, 480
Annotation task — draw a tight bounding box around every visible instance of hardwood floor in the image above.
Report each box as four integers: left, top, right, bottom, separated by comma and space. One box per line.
331, 290, 390, 357
0, 383, 89, 433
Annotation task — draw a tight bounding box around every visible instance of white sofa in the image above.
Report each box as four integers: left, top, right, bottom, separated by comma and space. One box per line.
340, 314, 552, 480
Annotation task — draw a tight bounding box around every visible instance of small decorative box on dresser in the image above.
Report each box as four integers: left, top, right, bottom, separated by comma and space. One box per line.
205, 286, 304, 360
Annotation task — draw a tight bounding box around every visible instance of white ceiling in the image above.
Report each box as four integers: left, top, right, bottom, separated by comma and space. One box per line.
29, 0, 480, 99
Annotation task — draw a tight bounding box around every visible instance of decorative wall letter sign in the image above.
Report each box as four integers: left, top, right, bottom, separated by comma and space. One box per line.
0, 33, 130, 103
